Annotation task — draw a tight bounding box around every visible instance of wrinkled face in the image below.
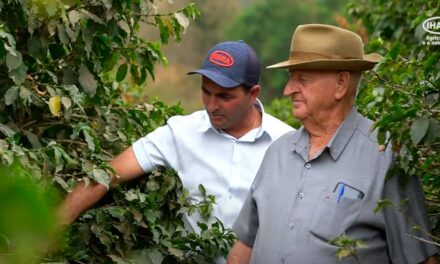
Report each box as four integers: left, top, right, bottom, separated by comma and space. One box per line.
283, 70, 339, 122
202, 77, 256, 132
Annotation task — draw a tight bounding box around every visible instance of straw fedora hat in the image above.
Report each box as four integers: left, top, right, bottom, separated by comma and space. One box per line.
267, 24, 382, 71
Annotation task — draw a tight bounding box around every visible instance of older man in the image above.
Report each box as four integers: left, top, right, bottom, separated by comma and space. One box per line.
228, 24, 438, 264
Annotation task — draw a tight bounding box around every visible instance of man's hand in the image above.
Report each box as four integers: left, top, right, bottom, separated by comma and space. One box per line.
57, 146, 145, 225
422, 255, 439, 264
227, 240, 253, 264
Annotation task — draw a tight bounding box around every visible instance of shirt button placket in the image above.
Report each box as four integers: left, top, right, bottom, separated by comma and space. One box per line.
305, 163, 311, 169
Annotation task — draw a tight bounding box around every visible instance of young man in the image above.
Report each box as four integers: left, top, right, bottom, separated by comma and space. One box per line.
228, 24, 438, 264
59, 41, 294, 234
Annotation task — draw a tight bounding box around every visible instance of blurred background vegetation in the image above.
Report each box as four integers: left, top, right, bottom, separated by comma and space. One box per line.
145, 0, 350, 113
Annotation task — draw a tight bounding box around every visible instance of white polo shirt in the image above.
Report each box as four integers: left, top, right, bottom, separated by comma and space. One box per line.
132, 101, 294, 232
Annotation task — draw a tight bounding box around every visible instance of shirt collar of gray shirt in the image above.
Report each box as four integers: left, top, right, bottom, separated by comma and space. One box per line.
291, 107, 361, 161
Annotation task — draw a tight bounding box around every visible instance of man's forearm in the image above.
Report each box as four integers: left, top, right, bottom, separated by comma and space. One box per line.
58, 181, 108, 225
58, 146, 146, 225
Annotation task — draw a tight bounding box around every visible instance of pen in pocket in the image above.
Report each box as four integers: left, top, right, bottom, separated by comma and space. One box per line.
337, 183, 345, 203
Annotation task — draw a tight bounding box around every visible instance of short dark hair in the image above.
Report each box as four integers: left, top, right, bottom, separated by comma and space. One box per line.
241, 83, 255, 92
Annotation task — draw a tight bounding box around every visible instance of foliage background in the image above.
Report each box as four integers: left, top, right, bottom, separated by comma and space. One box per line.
348, 0, 440, 239
0, 0, 233, 263
0, 0, 439, 263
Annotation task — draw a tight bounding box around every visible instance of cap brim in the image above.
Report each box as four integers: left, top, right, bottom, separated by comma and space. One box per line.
187, 69, 240, 88
267, 53, 383, 71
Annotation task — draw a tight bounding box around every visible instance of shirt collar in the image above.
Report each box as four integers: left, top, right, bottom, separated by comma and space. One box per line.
198, 99, 272, 140
291, 107, 361, 161
326, 107, 361, 160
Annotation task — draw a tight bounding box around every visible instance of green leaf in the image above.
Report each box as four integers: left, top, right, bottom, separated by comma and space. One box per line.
336, 248, 353, 260
82, 129, 96, 151
425, 119, 440, 145
168, 247, 184, 259
0, 123, 15, 137
155, 17, 170, 44
54, 176, 70, 190
81, 9, 104, 24
78, 64, 97, 97
125, 190, 138, 201
68, 10, 81, 26
424, 92, 439, 106
198, 184, 206, 197
6, 52, 23, 71
108, 254, 128, 264
374, 199, 392, 213
116, 63, 128, 82
23, 130, 41, 148
147, 249, 165, 264
4, 86, 19, 105
44, 0, 58, 16
57, 24, 70, 45
118, 20, 130, 34
174, 12, 189, 30
19, 86, 33, 104
9, 64, 27, 84
61, 96, 72, 110
410, 117, 430, 145
92, 168, 110, 189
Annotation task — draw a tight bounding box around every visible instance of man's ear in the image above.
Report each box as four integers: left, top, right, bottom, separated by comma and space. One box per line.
249, 85, 261, 100
335, 71, 350, 100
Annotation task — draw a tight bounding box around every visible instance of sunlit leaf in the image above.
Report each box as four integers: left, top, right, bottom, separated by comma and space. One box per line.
61, 96, 72, 110
336, 248, 352, 260
92, 168, 109, 189
0, 124, 15, 137
118, 20, 130, 34
68, 10, 81, 26
174, 12, 189, 30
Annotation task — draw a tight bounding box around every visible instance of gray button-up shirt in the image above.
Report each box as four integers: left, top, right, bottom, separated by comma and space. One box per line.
233, 108, 437, 264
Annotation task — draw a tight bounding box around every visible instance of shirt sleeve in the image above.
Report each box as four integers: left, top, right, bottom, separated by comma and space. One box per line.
132, 124, 178, 173
232, 189, 259, 247
383, 173, 438, 263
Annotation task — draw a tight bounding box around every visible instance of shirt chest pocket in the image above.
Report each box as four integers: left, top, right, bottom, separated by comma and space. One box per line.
308, 189, 363, 242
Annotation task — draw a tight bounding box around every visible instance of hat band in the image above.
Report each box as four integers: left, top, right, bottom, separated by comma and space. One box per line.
290, 51, 361, 60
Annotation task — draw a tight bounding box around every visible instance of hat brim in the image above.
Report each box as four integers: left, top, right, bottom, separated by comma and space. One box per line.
267, 53, 383, 71
187, 69, 240, 88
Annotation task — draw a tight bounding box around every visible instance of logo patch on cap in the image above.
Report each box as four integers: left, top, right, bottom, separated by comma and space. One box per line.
209, 50, 234, 67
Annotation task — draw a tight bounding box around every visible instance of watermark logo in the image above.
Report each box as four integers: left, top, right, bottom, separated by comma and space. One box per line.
422, 17, 440, 35
422, 16, 440, 46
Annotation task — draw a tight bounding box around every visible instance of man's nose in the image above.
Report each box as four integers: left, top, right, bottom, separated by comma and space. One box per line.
283, 80, 298, 96
206, 96, 219, 112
